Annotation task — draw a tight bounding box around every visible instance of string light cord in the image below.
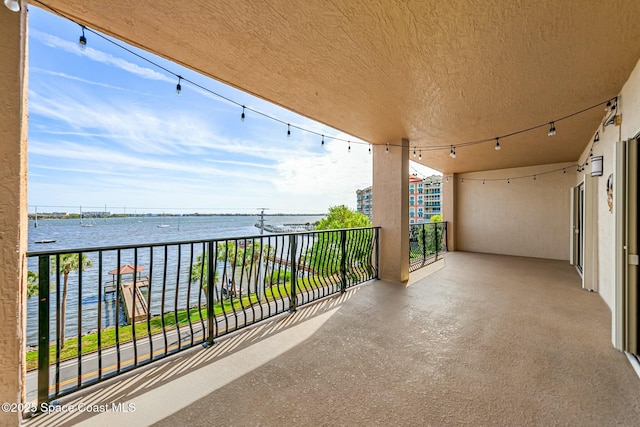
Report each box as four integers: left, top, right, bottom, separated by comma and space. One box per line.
443, 163, 588, 183
31, 0, 367, 147
31, 0, 616, 153
418, 98, 615, 152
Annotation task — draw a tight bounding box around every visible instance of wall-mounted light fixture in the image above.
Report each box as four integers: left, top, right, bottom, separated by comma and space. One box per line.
591, 156, 604, 177
3, 0, 20, 12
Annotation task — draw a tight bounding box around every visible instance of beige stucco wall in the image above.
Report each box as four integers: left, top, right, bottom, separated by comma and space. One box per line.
456, 163, 576, 260
372, 139, 409, 284
441, 174, 456, 251
0, 6, 28, 425
575, 57, 640, 314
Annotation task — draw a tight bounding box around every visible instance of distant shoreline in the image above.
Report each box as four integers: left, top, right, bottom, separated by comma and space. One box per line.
28, 213, 326, 220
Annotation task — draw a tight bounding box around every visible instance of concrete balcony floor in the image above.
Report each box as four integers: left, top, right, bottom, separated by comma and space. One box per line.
26, 252, 640, 426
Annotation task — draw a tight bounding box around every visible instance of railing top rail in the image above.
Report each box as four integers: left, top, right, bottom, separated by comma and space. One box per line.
26, 226, 381, 257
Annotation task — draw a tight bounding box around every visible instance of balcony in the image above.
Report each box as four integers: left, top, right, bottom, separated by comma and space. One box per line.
24, 251, 640, 426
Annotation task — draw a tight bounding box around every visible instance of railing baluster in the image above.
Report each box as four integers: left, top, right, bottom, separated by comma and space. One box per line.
54, 254, 61, 396
97, 251, 103, 380
340, 230, 347, 293
132, 248, 138, 366
435, 222, 439, 260
187, 243, 195, 347
161, 246, 168, 356
37, 255, 50, 406
206, 241, 215, 345
147, 247, 154, 362
77, 251, 83, 388
375, 227, 380, 279
115, 249, 121, 373
174, 245, 182, 351
289, 235, 297, 312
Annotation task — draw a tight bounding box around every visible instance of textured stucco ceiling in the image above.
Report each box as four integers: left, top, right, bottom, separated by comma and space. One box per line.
33, 0, 640, 173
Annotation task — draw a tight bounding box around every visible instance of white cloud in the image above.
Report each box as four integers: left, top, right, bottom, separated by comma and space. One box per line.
31, 30, 174, 83
271, 134, 372, 209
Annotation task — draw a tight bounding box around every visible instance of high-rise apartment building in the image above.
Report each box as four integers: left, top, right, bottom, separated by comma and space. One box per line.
357, 174, 442, 223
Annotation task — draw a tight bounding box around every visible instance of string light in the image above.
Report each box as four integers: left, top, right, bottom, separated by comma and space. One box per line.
533, 175, 537, 181
4, 0, 20, 12
507, 178, 510, 184
413, 148, 416, 157
368, 146, 371, 154
482, 179, 485, 184
605, 100, 612, 110
563, 168, 567, 174
418, 150, 422, 160
241, 105, 245, 121
461, 178, 464, 184
348, 141, 351, 152
494, 138, 501, 151
385, 143, 389, 153
450, 146, 456, 158
175, 76, 182, 96
547, 122, 556, 137
79, 26, 87, 51
321, 135, 325, 146
287, 124, 291, 138
34, 1, 620, 158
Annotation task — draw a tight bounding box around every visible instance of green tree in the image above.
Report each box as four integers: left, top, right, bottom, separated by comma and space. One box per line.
316, 205, 371, 230
53, 253, 93, 348
430, 214, 443, 223
191, 242, 273, 301
305, 206, 374, 280
27, 270, 39, 299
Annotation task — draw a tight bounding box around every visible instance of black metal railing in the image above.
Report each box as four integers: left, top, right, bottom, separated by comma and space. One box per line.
409, 222, 447, 272
26, 227, 379, 405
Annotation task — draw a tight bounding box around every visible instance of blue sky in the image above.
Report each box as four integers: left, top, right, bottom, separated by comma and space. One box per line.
28, 7, 439, 215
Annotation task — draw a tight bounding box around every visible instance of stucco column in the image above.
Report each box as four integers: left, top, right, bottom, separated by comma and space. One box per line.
442, 174, 456, 251
372, 139, 409, 284
0, 5, 28, 425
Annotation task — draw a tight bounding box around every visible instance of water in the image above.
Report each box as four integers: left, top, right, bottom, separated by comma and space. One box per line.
26, 215, 323, 346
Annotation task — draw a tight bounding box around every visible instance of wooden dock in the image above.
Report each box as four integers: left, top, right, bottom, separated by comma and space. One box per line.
120, 279, 149, 323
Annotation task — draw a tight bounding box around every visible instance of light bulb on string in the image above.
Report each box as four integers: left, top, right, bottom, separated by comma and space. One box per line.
418, 151, 422, 161
563, 168, 567, 174
547, 122, 556, 137
413, 148, 416, 157
4, 0, 20, 12
385, 143, 389, 153
348, 141, 351, 152
533, 175, 537, 181
368, 146, 371, 154
175, 76, 182, 96
241, 106, 245, 121
287, 124, 291, 138
450, 146, 456, 159
79, 26, 87, 51
461, 178, 464, 184
482, 180, 485, 185
507, 178, 510, 184
321, 135, 325, 146
495, 138, 501, 151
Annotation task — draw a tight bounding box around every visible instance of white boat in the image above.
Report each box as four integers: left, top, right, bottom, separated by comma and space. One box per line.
157, 224, 170, 228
